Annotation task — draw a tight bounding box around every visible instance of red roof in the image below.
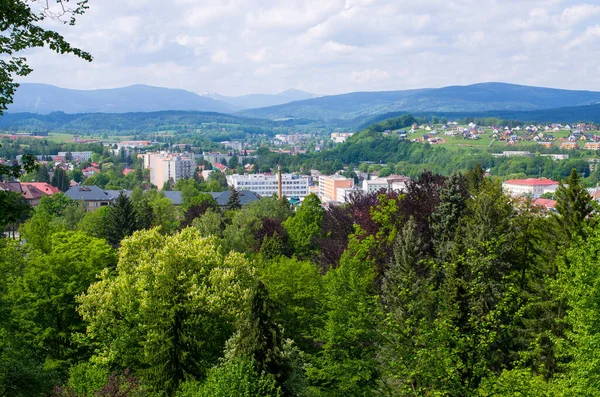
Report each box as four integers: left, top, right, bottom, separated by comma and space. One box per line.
504, 178, 558, 186
534, 198, 557, 208
20, 182, 60, 195
122, 168, 135, 176
215, 163, 227, 171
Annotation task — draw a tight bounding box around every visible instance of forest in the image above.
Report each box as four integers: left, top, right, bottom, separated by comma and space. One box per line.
1, 164, 600, 396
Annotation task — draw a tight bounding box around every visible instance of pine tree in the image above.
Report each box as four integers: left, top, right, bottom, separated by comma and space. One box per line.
134, 196, 154, 230
107, 192, 137, 247
431, 172, 469, 261
51, 168, 70, 192
554, 168, 595, 240
232, 281, 289, 392
226, 187, 242, 211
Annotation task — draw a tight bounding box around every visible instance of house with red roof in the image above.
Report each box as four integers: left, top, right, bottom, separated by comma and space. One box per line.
82, 166, 100, 177
503, 178, 559, 199
122, 168, 135, 176
533, 198, 557, 212
214, 163, 228, 172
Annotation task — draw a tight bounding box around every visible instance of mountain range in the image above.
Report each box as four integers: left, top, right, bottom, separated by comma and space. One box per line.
239, 83, 600, 120
6, 84, 318, 114
199, 89, 319, 109
5, 82, 600, 124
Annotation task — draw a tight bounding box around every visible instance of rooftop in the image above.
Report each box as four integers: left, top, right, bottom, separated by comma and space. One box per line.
504, 178, 558, 186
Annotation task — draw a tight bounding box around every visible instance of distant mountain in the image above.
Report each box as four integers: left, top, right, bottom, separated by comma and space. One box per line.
7, 84, 239, 114
240, 83, 600, 121
201, 88, 319, 110
238, 89, 432, 120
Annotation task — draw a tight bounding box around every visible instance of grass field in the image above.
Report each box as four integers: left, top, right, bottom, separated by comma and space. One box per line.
47, 132, 133, 144
403, 128, 576, 150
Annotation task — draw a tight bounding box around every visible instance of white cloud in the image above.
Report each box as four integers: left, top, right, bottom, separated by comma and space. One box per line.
211, 49, 230, 64
14, 0, 600, 95
561, 4, 600, 25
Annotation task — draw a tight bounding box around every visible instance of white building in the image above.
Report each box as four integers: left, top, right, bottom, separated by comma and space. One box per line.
362, 178, 389, 193
331, 132, 354, 143
58, 151, 93, 161
143, 152, 196, 189
502, 178, 559, 199
227, 173, 309, 198
362, 175, 411, 194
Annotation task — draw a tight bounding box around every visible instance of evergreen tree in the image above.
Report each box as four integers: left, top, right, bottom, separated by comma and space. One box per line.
554, 168, 595, 240
106, 192, 137, 247
232, 281, 290, 392
51, 168, 70, 192
431, 173, 469, 244
134, 196, 154, 230
226, 187, 242, 211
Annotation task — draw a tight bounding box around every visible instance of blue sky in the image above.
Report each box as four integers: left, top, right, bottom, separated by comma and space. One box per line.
19, 0, 600, 96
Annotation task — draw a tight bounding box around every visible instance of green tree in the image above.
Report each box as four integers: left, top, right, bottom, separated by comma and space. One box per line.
309, 230, 382, 396
0, 0, 92, 113
231, 281, 290, 392
554, 168, 595, 240
283, 194, 323, 258
106, 192, 137, 247
248, 196, 293, 222
134, 195, 155, 230
193, 209, 225, 238
78, 206, 110, 240
51, 168, 70, 192
8, 232, 115, 374
227, 187, 242, 211
0, 190, 31, 234
222, 210, 262, 253
177, 357, 281, 397
78, 229, 255, 395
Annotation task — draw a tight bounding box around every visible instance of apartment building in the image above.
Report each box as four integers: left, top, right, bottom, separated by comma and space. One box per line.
318, 174, 354, 202
57, 151, 93, 161
502, 178, 559, 199
227, 173, 309, 198
143, 152, 196, 189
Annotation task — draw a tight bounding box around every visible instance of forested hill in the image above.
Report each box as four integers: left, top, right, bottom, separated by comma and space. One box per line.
7, 84, 239, 114
319, 114, 419, 164
0, 111, 287, 134
240, 82, 600, 121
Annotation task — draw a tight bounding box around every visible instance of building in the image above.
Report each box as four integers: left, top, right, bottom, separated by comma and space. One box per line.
362, 178, 389, 193
502, 178, 559, 199
211, 190, 261, 208
331, 132, 354, 143
58, 151, 93, 161
227, 173, 309, 198
318, 174, 354, 202
143, 152, 196, 189
533, 198, 557, 212
65, 186, 114, 211
0, 182, 59, 206
362, 175, 411, 194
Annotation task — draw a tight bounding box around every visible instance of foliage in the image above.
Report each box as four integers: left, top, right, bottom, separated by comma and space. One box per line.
78, 228, 256, 395
283, 194, 324, 258
177, 357, 281, 397
106, 192, 137, 247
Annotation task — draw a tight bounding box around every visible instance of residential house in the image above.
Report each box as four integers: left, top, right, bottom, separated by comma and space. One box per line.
65, 186, 114, 211
210, 190, 260, 208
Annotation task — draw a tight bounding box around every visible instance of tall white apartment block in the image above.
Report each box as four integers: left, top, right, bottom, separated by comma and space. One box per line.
143, 152, 196, 189
227, 173, 309, 198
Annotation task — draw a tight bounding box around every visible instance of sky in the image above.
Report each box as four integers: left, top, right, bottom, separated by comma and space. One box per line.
17, 0, 600, 96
